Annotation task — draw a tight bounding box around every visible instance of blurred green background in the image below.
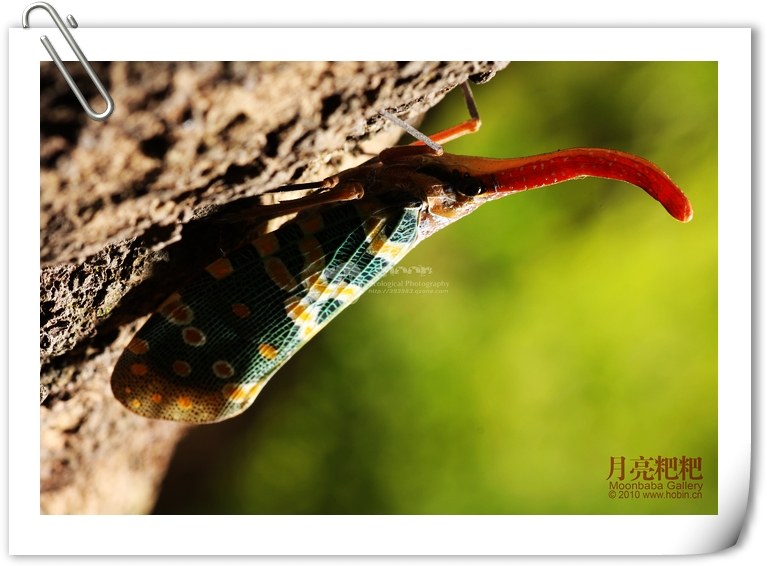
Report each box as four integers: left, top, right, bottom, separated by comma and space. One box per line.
153, 62, 717, 515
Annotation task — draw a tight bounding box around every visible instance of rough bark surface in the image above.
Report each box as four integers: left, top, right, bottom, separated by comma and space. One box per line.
39, 61, 508, 514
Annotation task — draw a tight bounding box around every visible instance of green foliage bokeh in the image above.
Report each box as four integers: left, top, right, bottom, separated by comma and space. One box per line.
154, 62, 717, 515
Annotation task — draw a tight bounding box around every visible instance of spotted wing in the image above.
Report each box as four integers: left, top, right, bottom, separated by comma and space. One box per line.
111, 201, 421, 423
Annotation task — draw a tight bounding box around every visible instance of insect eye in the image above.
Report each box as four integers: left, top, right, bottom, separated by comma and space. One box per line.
417, 165, 484, 196
455, 171, 486, 196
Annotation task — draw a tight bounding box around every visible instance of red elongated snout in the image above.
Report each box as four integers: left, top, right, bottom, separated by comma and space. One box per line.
440, 148, 693, 223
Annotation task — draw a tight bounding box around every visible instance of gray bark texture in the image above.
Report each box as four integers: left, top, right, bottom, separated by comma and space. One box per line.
39, 61, 509, 514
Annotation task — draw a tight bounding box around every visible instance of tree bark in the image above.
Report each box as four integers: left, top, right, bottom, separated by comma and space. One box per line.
39, 61, 508, 514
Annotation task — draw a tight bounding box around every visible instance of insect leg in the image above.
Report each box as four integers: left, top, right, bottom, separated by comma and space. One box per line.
410, 82, 483, 147
264, 175, 340, 194
263, 180, 328, 194
219, 181, 363, 223
378, 82, 484, 163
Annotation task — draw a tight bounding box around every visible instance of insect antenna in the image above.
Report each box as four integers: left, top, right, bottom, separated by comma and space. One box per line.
379, 109, 444, 155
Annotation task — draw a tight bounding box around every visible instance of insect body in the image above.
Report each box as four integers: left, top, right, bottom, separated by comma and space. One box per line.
112, 85, 692, 423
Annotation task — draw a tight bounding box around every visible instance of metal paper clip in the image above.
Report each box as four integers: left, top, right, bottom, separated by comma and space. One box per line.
22, 2, 114, 121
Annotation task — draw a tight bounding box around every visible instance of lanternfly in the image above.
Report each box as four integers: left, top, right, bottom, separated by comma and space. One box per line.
111, 83, 692, 423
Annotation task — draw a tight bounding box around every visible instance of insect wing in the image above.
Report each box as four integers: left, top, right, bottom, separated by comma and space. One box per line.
111, 201, 421, 423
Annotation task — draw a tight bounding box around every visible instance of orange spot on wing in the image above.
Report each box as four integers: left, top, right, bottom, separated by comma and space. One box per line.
222, 382, 264, 404
284, 298, 319, 338
299, 236, 324, 269
213, 360, 235, 378
367, 232, 387, 254
334, 282, 362, 303
223, 384, 242, 402
285, 299, 309, 321
130, 363, 148, 376
264, 257, 298, 291
305, 273, 328, 296
367, 233, 407, 262
205, 257, 234, 280
131, 399, 141, 409
151, 393, 163, 404
182, 327, 207, 346
127, 338, 149, 355
231, 302, 251, 318
159, 293, 194, 325
252, 234, 280, 257
177, 396, 193, 410
172, 360, 191, 377
258, 343, 279, 360
298, 215, 324, 235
